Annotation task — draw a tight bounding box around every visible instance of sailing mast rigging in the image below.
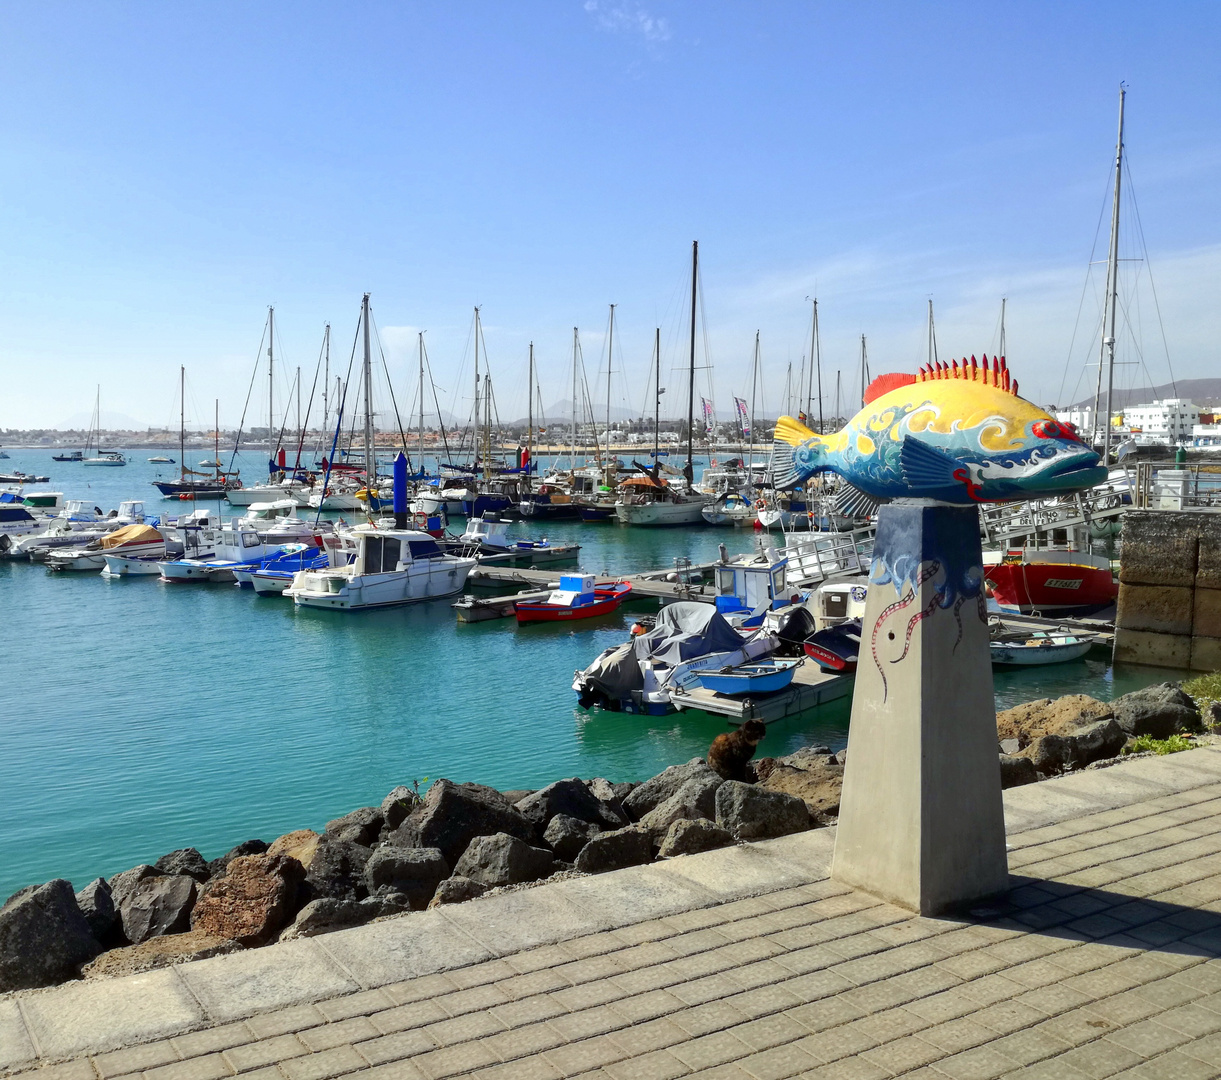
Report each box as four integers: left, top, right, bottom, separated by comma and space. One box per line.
1100, 83, 1126, 463
810, 298, 823, 432
748, 331, 760, 482
605, 304, 616, 485
685, 240, 698, 489
361, 294, 374, 507
526, 341, 534, 492
652, 327, 662, 478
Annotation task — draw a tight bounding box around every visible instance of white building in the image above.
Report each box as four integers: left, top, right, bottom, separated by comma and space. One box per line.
1122, 399, 1199, 445
1054, 405, 1100, 437
1193, 423, 1221, 447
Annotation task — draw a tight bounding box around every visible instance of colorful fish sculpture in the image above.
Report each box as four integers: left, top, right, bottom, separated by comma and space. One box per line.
772, 356, 1106, 510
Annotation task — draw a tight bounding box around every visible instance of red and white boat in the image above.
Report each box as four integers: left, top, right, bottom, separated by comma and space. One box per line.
515, 575, 632, 624
984, 549, 1117, 617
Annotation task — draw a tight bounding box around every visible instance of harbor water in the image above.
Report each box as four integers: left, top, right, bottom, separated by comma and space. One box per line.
0, 448, 1189, 900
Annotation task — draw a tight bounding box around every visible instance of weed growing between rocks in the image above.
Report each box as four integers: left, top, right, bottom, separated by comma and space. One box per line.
1124, 734, 1195, 756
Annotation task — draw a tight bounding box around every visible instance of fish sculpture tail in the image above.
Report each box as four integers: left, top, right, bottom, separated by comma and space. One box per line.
772, 415, 823, 490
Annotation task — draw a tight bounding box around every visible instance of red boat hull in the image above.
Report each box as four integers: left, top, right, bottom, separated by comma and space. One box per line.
515, 584, 631, 624
985, 560, 1117, 616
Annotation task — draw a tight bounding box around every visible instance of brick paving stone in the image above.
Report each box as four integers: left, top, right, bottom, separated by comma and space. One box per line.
471, 1057, 562, 1080
354, 1029, 439, 1067
723, 986, 805, 1021
247, 1007, 328, 1041
938, 951, 1014, 980
552, 982, 630, 1014
665, 930, 736, 958
848, 1006, 930, 1044
144, 1054, 235, 1080
611, 989, 688, 1024
436, 984, 513, 1017
370, 1000, 451, 1036
1104, 1018, 1192, 1058
479, 1021, 566, 1060
794, 1058, 889, 1080
1157, 1002, 1221, 1037
172, 1024, 257, 1061
550, 1005, 631, 1042
733, 1042, 818, 1080
94, 1041, 181, 1078
300, 1018, 381, 1054
1056, 1038, 1144, 1079
989, 1027, 1074, 1067
1131, 976, 1209, 1010
1015, 982, 1094, 1016
614, 943, 684, 972
729, 1015, 812, 1053
543, 1036, 631, 1076
783, 997, 865, 1034
775, 969, 856, 1004
858, 1033, 945, 1073
381, 974, 461, 1006
423, 1011, 508, 1048
496, 968, 573, 1000
557, 933, 632, 962
916, 1017, 997, 1053
553, 957, 630, 988
767, 944, 846, 976
672, 1001, 755, 1038
669, 1033, 754, 1071
669, 974, 750, 1008
224, 1035, 309, 1072
410, 1040, 502, 1080
1180, 1030, 1221, 1066
280, 1048, 368, 1080
1125, 1048, 1221, 1079
609, 964, 686, 996
933, 1044, 1021, 1080
1178, 966, 1221, 994
314, 990, 396, 1024
489, 994, 570, 1028
1083, 992, 1166, 1028
969, 1000, 1048, 1036
605, 1018, 689, 1056
602, 1050, 692, 1080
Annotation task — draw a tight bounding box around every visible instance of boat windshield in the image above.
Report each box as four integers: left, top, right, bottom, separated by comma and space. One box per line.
408, 539, 442, 560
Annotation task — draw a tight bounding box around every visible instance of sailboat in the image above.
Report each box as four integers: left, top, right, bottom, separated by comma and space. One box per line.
617, 242, 714, 526
287, 295, 479, 611
82, 388, 126, 466
151, 371, 236, 498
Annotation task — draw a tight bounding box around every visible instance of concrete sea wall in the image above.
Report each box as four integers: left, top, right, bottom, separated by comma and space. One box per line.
1115, 509, 1221, 670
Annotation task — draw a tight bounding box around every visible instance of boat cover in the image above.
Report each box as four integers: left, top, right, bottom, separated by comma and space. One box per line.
100, 524, 162, 548
633, 602, 744, 665
579, 642, 644, 701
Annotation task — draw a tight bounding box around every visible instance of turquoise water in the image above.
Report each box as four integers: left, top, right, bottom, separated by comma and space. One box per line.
0, 448, 1189, 900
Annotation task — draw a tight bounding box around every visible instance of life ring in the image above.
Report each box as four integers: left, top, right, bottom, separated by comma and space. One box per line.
178, 493, 195, 501
754, 499, 767, 510
412, 511, 428, 529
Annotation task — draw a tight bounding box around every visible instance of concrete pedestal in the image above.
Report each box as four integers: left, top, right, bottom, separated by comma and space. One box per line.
831, 501, 1008, 914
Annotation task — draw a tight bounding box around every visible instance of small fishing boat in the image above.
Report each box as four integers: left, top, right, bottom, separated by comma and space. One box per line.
0, 471, 50, 484
46, 524, 166, 571
989, 623, 1098, 666
148, 456, 175, 464
983, 549, 1117, 617
52, 451, 83, 462
696, 659, 801, 696
453, 515, 580, 567
101, 553, 165, 577
515, 576, 631, 624
802, 620, 861, 673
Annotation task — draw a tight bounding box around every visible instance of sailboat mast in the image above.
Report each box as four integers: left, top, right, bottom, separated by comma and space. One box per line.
179, 366, 185, 482
322, 324, 330, 444
526, 342, 534, 491
418, 333, 425, 476
859, 335, 868, 408
653, 327, 661, 471
473, 306, 481, 477
999, 298, 1007, 360
1102, 84, 1125, 464
686, 240, 698, 488
928, 299, 939, 368
361, 294, 374, 499
749, 330, 759, 479
268, 307, 275, 462
605, 304, 615, 483
214, 399, 219, 482
811, 299, 823, 432
570, 328, 578, 471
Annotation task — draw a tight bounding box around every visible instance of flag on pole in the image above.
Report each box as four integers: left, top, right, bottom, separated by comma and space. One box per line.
701, 397, 714, 436
734, 397, 750, 438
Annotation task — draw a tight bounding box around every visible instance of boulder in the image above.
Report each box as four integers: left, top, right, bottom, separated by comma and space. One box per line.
206, 839, 269, 879
755, 757, 844, 822
636, 776, 721, 839
389, 779, 536, 865
658, 819, 733, 858
715, 781, 810, 840
622, 759, 723, 821
586, 778, 631, 825
999, 754, 1038, 789
0, 879, 102, 991
755, 746, 832, 779
500, 790, 535, 804
277, 893, 409, 940
116, 874, 198, 944
996, 695, 1114, 747
364, 847, 450, 909
428, 876, 488, 908
380, 787, 421, 832
191, 854, 305, 946
82, 929, 241, 978
108, 864, 164, 912
267, 829, 322, 867
154, 848, 211, 883
573, 826, 654, 874
999, 738, 1021, 756
543, 814, 601, 862
75, 878, 120, 945
302, 836, 371, 902
1024, 718, 1127, 775
454, 833, 557, 888
1111, 683, 1201, 739
515, 778, 625, 832
1204, 701, 1221, 732
325, 807, 384, 846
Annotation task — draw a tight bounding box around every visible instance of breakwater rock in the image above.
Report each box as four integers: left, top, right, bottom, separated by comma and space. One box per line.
0, 759, 818, 994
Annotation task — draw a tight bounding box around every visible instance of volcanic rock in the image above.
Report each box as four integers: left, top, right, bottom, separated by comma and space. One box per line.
267, 830, 322, 867
995, 695, 1115, 747
325, 807, 384, 847
302, 836, 371, 902
755, 755, 844, 822
206, 839, 269, 879
658, 819, 733, 858
428, 876, 488, 908
381, 786, 421, 831
82, 929, 240, 978
364, 847, 450, 909
191, 854, 305, 946
543, 814, 601, 862
389, 779, 535, 865
75, 877, 120, 945
454, 833, 557, 888
515, 778, 625, 832
116, 874, 198, 944
1025, 719, 1127, 775
573, 826, 654, 873
1111, 683, 1201, 739
154, 848, 211, 883
0, 879, 102, 991
622, 759, 723, 821
636, 777, 721, 839
999, 754, 1038, 789
715, 781, 810, 840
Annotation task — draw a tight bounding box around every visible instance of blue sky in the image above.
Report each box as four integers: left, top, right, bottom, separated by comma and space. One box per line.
1, 1, 1218, 431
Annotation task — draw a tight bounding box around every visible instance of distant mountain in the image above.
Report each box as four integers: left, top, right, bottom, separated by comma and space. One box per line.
1067, 378, 1221, 411
54, 409, 155, 431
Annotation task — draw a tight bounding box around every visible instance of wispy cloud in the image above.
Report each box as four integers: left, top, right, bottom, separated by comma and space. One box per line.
583, 1, 671, 45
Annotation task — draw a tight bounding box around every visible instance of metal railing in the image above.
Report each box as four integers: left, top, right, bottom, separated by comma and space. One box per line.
1132, 461, 1221, 510
778, 526, 876, 587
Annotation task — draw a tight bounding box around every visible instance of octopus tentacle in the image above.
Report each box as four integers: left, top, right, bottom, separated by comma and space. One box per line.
870, 561, 940, 701
951, 594, 968, 654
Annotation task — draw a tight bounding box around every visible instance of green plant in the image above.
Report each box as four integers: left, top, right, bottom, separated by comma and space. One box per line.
1183, 671, 1221, 707
1122, 734, 1195, 756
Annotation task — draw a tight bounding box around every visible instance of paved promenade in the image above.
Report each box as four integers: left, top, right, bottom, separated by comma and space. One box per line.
8, 748, 1221, 1080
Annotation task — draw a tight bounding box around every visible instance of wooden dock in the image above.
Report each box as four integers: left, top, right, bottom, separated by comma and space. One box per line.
670, 660, 853, 724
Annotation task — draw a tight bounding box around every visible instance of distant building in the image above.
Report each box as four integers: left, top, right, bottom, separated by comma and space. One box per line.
1122, 399, 1199, 445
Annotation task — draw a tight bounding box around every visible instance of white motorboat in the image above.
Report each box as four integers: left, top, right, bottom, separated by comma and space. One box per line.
308, 478, 366, 511
701, 491, 759, 527
0, 505, 50, 547
286, 528, 476, 611
989, 623, 1098, 666
615, 477, 713, 526
46, 524, 167, 571
159, 522, 287, 583
83, 452, 127, 466
101, 553, 165, 577
225, 479, 312, 507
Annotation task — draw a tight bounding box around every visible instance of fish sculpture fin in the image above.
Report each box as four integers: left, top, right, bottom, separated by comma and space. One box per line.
833, 481, 883, 520
772, 415, 821, 490
898, 436, 961, 491
863, 372, 917, 404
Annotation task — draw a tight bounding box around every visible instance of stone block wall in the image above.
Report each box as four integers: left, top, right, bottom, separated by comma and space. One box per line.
1114, 510, 1221, 671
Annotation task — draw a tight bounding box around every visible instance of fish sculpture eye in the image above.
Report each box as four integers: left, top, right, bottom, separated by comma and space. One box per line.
1031, 419, 1079, 442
